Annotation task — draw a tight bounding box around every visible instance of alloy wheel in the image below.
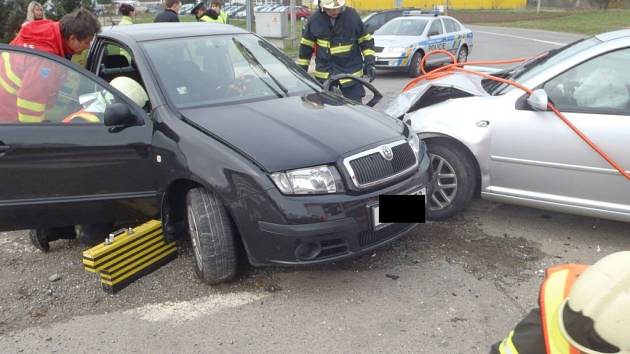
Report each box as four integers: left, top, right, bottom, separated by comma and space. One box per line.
429, 153, 458, 210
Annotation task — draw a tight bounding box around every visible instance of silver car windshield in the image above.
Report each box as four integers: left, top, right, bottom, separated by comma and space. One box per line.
492, 37, 601, 95
142, 34, 320, 108
375, 18, 428, 36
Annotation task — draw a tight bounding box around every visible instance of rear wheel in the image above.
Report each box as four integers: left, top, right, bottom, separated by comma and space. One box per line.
426, 141, 477, 220
457, 46, 468, 63
186, 187, 238, 284
407, 51, 424, 77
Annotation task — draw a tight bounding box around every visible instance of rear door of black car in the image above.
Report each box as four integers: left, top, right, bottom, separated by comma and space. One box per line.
0, 45, 158, 231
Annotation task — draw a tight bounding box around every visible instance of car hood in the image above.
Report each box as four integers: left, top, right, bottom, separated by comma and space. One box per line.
385, 71, 496, 118
374, 35, 422, 48
180, 93, 405, 172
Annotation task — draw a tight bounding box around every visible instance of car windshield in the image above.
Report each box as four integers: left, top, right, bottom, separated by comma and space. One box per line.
142, 34, 320, 109
490, 37, 601, 95
375, 18, 428, 36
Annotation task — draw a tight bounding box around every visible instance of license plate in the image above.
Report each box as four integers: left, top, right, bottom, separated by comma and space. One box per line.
372, 188, 426, 228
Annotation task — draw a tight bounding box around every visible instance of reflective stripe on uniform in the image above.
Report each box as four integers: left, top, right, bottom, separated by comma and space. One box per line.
330, 44, 353, 55
300, 38, 315, 48
17, 97, 45, 113
362, 49, 375, 57
1, 52, 22, 87
338, 69, 363, 84
0, 75, 17, 95
18, 112, 45, 123
358, 33, 372, 44
316, 39, 330, 48
296, 58, 310, 66
498, 330, 519, 354
314, 70, 329, 79
62, 111, 100, 123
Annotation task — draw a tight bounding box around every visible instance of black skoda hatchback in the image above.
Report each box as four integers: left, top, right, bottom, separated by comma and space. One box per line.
0, 23, 430, 284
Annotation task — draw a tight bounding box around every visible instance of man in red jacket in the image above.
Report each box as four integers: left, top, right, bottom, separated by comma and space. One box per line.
1, 8, 100, 124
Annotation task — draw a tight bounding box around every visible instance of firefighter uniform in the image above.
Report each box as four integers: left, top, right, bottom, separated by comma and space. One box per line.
297, 6, 375, 101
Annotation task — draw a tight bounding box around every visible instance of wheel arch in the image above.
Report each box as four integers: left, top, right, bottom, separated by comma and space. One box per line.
421, 133, 482, 195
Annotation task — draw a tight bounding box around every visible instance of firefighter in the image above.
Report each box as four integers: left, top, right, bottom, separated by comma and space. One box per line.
118, 3, 135, 25
2, 8, 100, 124
491, 251, 630, 354
296, 0, 375, 103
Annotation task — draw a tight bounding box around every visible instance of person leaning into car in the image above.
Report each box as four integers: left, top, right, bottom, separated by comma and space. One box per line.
296, 0, 376, 103
154, 0, 180, 23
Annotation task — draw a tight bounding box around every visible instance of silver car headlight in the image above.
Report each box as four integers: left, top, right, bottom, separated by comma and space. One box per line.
271, 165, 344, 195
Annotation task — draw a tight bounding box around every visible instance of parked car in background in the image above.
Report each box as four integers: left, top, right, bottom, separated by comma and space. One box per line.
363, 8, 422, 34
179, 3, 194, 15
387, 29, 630, 223
0, 23, 431, 284
373, 14, 473, 77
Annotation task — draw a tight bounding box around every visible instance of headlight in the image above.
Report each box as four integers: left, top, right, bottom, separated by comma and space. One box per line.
407, 132, 421, 154
271, 165, 344, 195
385, 47, 406, 55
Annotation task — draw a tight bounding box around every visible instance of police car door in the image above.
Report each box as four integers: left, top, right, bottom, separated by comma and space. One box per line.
442, 18, 461, 56
0, 45, 157, 232
426, 19, 447, 64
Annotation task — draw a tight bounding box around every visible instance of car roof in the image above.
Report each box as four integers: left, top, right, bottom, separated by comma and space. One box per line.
100, 23, 249, 42
595, 28, 630, 42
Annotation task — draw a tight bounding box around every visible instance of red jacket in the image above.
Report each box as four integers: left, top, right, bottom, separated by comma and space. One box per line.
1, 20, 67, 123
10, 20, 69, 58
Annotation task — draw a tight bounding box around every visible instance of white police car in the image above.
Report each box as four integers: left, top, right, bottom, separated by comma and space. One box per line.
373, 14, 473, 77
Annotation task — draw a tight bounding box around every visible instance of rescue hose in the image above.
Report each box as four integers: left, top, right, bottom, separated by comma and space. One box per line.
402, 49, 630, 182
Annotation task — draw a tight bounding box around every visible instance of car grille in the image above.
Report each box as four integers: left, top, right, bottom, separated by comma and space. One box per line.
343, 140, 417, 189
374, 46, 384, 53
358, 223, 412, 247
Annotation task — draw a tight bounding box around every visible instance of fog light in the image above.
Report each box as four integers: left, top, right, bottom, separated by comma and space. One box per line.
294, 241, 322, 261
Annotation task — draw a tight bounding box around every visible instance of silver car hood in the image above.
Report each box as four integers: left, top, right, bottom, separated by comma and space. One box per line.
385, 68, 501, 118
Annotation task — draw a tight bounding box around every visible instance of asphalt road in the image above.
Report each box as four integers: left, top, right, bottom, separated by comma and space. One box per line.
2, 26, 629, 354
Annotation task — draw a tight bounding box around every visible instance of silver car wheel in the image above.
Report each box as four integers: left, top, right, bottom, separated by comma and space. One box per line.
429, 153, 458, 210
187, 205, 204, 271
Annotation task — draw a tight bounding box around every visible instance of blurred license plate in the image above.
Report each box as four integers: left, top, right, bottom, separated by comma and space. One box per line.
372, 188, 426, 228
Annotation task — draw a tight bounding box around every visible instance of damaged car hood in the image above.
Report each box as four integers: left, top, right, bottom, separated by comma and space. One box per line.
385, 70, 497, 119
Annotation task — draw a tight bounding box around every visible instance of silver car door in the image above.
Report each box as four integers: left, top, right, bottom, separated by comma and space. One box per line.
488, 47, 630, 220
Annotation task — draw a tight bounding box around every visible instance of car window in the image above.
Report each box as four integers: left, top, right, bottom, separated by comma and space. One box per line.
375, 18, 428, 36
443, 18, 460, 33
544, 48, 630, 113
385, 11, 401, 21
428, 20, 443, 36
142, 34, 319, 109
96, 41, 151, 111
0, 48, 132, 125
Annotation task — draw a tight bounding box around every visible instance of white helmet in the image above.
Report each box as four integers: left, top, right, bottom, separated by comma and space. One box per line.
559, 251, 630, 354
320, 0, 345, 10
110, 76, 148, 108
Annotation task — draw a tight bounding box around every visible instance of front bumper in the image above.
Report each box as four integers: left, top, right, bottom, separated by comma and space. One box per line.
239, 161, 430, 266
375, 54, 410, 69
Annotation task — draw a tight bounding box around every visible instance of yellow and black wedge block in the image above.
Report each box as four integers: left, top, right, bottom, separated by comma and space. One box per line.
82, 220, 177, 294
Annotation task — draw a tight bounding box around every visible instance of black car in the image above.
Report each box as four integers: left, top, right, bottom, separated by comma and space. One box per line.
363, 8, 423, 34
0, 23, 430, 284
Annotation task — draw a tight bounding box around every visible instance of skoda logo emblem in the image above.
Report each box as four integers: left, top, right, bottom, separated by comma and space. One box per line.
380, 146, 394, 161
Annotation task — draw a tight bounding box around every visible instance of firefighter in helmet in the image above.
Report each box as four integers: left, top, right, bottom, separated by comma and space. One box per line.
296, 0, 375, 103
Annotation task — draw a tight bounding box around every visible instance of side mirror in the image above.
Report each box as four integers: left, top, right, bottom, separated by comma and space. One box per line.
527, 89, 549, 111
104, 103, 138, 132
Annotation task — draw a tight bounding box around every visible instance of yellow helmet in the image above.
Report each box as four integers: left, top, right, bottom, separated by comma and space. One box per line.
559, 251, 630, 354
320, 0, 345, 10
110, 76, 148, 108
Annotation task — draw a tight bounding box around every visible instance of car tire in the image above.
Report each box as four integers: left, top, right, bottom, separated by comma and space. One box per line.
426, 141, 477, 220
407, 51, 424, 77
186, 187, 237, 284
457, 46, 468, 63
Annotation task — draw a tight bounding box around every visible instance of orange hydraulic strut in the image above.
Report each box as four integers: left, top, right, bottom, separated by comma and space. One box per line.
402, 49, 630, 182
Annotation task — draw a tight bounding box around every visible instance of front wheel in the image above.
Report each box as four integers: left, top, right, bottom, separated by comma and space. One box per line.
457, 46, 468, 63
186, 187, 238, 284
407, 51, 424, 78
426, 141, 477, 220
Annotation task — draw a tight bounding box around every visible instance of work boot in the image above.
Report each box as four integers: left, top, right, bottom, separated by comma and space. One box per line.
79, 222, 114, 248
29, 226, 77, 252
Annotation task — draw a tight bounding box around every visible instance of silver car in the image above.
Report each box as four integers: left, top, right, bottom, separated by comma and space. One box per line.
373, 15, 473, 77
387, 30, 630, 223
